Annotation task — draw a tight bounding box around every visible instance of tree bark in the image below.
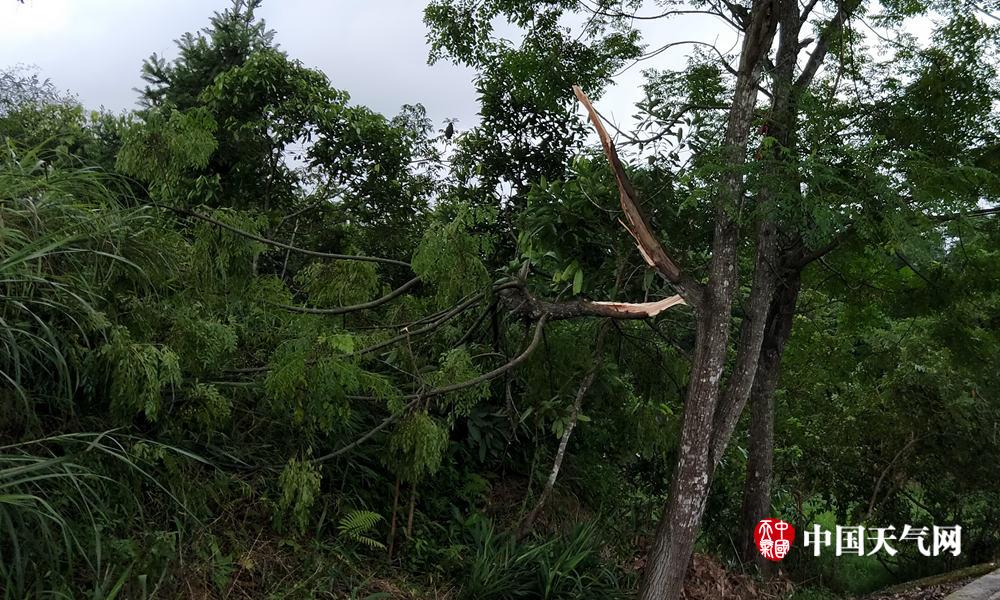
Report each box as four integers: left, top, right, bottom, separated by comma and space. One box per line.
638, 1, 779, 597
590, 0, 858, 592
738, 270, 801, 569
639, 310, 733, 599
708, 0, 802, 468
735, 0, 860, 571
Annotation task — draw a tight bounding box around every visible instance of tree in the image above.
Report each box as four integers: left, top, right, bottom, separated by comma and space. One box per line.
739, 10, 1000, 571
128, 0, 436, 261
427, 1, 1000, 597
425, 0, 641, 258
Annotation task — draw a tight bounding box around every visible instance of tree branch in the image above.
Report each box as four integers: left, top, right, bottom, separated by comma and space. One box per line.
799, 0, 821, 24
152, 203, 412, 268
348, 315, 548, 404
578, 0, 736, 24
500, 283, 686, 321
929, 206, 1000, 222
309, 316, 550, 465
572, 85, 704, 307
352, 288, 499, 356
518, 322, 610, 537
277, 276, 421, 315
865, 432, 919, 521
789, 225, 853, 269
795, 0, 861, 91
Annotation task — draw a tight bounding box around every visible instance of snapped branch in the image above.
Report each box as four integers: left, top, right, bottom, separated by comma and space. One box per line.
309, 316, 551, 465
572, 85, 704, 308
500, 283, 685, 321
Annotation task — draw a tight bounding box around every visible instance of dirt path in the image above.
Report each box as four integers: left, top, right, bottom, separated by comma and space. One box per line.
861, 563, 1000, 600
862, 577, 973, 600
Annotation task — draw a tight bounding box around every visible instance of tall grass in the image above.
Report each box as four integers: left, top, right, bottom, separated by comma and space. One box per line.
0, 142, 163, 427
0, 144, 198, 597
459, 515, 628, 599
0, 432, 206, 599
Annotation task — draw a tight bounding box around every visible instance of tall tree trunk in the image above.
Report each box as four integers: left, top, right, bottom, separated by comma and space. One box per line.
738, 271, 801, 569
733, 0, 847, 567
633, 0, 861, 591
707, 0, 802, 468
735, 0, 862, 565
639, 310, 733, 599
638, 1, 778, 597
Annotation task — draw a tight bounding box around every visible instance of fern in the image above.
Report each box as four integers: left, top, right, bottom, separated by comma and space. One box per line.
338, 509, 385, 550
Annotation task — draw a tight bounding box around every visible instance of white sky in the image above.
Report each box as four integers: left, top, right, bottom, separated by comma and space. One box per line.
0, 0, 732, 134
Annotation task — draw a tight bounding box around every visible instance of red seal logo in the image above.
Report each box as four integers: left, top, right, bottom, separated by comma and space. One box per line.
755, 518, 795, 561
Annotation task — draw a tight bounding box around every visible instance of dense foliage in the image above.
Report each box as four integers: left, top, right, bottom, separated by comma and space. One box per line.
1, 0, 998, 598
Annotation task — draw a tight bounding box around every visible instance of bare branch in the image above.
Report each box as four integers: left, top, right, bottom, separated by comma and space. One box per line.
790, 226, 853, 269
372, 315, 548, 403
615, 40, 740, 78
578, 0, 736, 23
279, 219, 300, 280
310, 399, 418, 464
795, 0, 862, 91
799, 0, 821, 24
518, 322, 610, 537
929, 206, 1000, 222
153, 203, 412, 268
278, 197, 331, 225
353, 288, 496, 356
972, 3, 1000, 23
865, 432, 920, 521
277, 276, 421, 315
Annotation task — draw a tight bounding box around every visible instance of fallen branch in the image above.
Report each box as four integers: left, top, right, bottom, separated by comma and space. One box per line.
277, 276, 421, 315
309, 316, 550, 465
347, 315, 549, 403
152, 203, 411, 268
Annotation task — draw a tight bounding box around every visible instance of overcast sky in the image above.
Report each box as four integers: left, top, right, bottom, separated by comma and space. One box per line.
0, 0, 736, 134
